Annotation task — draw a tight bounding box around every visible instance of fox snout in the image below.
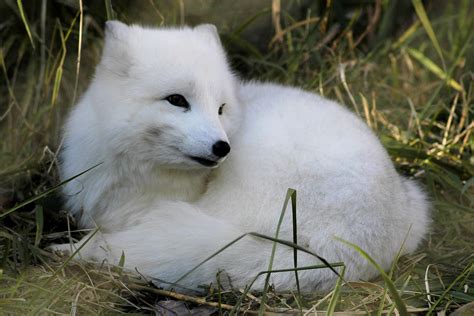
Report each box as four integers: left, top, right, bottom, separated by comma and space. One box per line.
188, 140, 230, 168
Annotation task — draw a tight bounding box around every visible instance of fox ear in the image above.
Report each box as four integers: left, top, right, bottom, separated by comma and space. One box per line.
100, 21, 131, 76
195, 24, 221, 46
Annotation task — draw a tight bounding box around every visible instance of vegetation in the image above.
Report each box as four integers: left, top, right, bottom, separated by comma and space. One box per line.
0, 0, 472, 314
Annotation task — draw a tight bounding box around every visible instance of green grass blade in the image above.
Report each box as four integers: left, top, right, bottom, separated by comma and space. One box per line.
173, 233, 248, 285
50, 15, 79, 108
34, 206, 43, 247
16, 0, 35, 49
231, 263, 345, 315
51, 66, 63, 107
418, 33, 472, 117
232, 8, 270, 36
104, 0, 116, 20
117, 251, 126, 276
327, 265, 345, 315
290, 190, 301, 296
71, 0, 84, 107
174, 231, 342, 286
259, 188, 296, 315
406, 47, 462, 92
392, 20, 420, 49
427, 262, 473, 314
336, 237, 408, 316
249, 232, 342, 277
378, 228, 412, 315
255, 263, 345, 276
43, 229, 100, 287
412, 0, 444, 67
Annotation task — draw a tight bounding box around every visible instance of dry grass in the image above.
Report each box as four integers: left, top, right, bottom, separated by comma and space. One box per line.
0, 0, 473, 314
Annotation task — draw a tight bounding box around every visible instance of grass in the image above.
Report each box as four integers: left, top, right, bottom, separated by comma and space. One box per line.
1, 0, 473, 314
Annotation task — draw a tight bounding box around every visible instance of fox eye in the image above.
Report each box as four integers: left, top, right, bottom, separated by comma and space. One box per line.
218, 103, 225, 115
165, 94, 189, 109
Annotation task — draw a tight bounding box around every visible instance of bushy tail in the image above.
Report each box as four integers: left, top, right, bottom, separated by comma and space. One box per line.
401, 178, 431, 253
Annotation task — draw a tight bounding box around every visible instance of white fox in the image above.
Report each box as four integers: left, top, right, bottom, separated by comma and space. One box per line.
58, 21, 430, 292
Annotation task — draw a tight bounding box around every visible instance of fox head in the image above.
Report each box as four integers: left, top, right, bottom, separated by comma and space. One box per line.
82, 21, 241, 169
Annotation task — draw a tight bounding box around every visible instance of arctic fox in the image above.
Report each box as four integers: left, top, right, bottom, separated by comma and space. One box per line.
58, 21, 430, 292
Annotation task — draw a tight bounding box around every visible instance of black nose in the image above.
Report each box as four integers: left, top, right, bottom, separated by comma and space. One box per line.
212, 141, 231, 157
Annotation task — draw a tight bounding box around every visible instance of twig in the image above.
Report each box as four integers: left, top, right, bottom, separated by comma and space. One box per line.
353, 0, 382, 47
128, 284, 236, 311
424, 264, 433, 308
338, 63, 361, 116
269, 17, 320, 47
271, 0, 283, 44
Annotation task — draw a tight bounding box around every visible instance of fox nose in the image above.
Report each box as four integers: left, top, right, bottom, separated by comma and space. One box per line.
212, 141, 231, 157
